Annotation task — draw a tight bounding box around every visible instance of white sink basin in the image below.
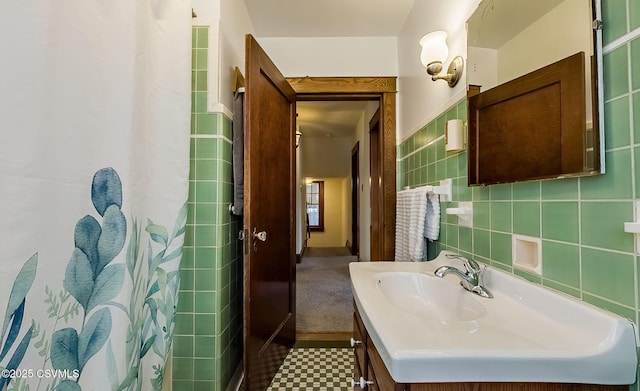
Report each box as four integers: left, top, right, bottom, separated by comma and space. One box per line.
376, 272, 487, 322
350, 251, 638, 385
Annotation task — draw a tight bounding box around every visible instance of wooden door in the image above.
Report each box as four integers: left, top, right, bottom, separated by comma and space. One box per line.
351, 142, 359, 257
369, 108, 382, 261
243, 34, 296, 391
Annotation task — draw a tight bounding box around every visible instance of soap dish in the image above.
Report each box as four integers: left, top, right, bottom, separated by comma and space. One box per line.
512, 234, 542, 275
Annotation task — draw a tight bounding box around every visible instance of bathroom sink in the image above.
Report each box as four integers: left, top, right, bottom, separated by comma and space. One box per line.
375, 272, 487, 322
349, 251, 638, 385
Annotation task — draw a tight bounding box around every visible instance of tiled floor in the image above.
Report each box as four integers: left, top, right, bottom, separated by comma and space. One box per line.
267, 347, 354, 390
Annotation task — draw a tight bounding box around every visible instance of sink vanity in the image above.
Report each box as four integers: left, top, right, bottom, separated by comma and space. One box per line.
349, 251, 637, 390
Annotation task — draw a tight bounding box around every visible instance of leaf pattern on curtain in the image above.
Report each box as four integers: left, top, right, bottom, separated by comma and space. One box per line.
1, 168, 186, 391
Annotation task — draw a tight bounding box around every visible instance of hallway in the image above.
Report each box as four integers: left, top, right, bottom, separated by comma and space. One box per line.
296, 247, 356, 341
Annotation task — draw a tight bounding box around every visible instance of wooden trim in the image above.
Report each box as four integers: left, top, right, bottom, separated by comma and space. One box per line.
291, 77, 397, 262
380, 93, 396, 261
369, 108, 382, 261
232, 66, 245, 93
296, 93, 383, 101
296, 240, 307, 264
296, 332, 352, 342
468, 85, 481, 98
287, 77, 396, 94
351, 141, 360, 257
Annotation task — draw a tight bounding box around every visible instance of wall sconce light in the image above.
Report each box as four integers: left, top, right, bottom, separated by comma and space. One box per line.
419, 31, 464, 88
295, 124, 302, 148
445, 119, 465, 152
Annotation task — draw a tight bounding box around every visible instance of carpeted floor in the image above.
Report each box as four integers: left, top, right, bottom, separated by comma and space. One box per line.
296, 247, 356, 334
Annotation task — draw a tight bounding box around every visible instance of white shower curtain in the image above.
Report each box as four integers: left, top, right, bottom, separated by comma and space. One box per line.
0, 1, 191, 390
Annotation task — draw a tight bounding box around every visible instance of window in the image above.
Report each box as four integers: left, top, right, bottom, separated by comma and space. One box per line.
306, 181, 324, 231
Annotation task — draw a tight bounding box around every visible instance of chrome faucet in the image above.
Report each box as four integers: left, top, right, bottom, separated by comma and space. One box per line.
434, 254, 493, 298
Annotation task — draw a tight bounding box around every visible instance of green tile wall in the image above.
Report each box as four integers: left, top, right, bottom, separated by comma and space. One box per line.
173, 26, 243, 391
399, 3, 640, 387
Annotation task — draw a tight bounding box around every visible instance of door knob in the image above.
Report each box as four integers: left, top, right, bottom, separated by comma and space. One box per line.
253, 228, 267, 242
350, 338, 362, 347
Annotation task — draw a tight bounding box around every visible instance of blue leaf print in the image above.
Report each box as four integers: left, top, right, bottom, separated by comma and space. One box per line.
160, 247, 183, 265
0, 299, 24, 362
57, 380, 82, 391
64, 248, 95, 311
146, 281, 159, 299
96, 205, 127, 275
0, 322, 34, 390
50, 327, 79, 371
91, 167, 123, 217
139, 335, 156, 359
170, 203, 188, 240
1, 253, 37, 345
78, 307, 111, 370
145, 223, 168, 246
74, 215, 101, 275
145, 298, 158, 325
87, 264, 125, 313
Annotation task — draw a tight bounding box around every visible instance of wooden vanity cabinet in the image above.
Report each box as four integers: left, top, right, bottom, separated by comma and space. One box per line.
352, 302, 628, 391
353, 302, 403, 391
353, 310, 366, 383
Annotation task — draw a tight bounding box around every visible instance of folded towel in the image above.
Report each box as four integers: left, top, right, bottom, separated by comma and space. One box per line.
408, 187, 428, 261
394, 190, 411, 262
395, 187, 429, 262
231, 90, 244, 215
425, 192, 440, 241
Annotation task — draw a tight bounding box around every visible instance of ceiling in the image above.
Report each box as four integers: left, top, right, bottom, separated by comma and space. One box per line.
243, 0, 415, 38
243, 0, 414, 139
297, 101, 369, 139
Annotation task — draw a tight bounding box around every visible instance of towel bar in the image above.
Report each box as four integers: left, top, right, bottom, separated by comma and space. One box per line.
399, 179, 452, 202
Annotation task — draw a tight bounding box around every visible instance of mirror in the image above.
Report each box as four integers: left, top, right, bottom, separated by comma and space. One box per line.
466, 0, 604, 185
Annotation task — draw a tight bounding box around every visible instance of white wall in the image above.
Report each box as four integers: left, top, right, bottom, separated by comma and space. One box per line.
219, 0, 255, 111
497, 0, 590, 86
467, 46, 498, 91
191, 0, 220, 24
396, 0, 481, 141
193, 0, 255, 114
295, 144, 305, 254
302, 136, 353, 178
255, 37, 398, 77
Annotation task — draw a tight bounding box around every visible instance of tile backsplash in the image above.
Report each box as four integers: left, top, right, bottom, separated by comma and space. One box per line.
172, 26, 242, 391
397, 1, 640, 371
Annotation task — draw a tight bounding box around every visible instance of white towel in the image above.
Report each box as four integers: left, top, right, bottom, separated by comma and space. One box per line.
424, 192, 440, 241
395, 187, 429, 262
408, 187, 428, 261
394, 190, 411, 262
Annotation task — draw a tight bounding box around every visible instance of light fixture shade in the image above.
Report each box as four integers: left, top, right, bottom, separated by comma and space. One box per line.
419, 31, 449, 67
295, 130, 302, 147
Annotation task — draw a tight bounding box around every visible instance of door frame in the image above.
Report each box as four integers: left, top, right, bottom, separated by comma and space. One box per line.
287, 77, 397, 261
368, 109, 382, 261
351, 141, 359, 257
